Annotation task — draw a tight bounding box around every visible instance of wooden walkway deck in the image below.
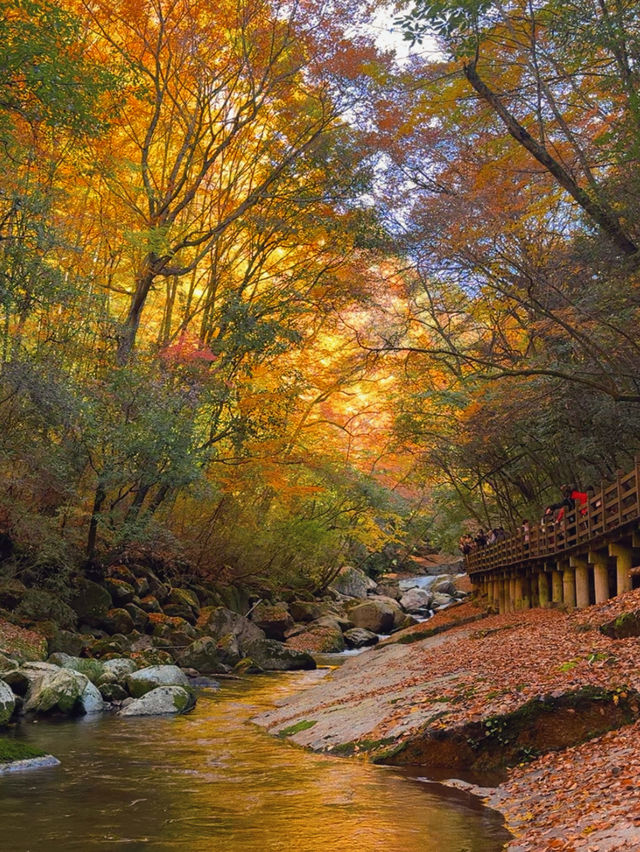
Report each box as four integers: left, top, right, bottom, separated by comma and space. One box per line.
465, 460, 640, 576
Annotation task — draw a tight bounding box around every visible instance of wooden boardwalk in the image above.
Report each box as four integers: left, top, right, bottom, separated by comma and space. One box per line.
465, 461, 640, 576
463, 460, 640, 614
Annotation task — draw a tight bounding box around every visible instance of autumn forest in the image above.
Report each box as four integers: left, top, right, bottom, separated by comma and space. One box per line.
2, 0, 640, 596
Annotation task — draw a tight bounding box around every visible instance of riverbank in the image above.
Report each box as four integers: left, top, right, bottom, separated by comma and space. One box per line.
255, 590, 640, 851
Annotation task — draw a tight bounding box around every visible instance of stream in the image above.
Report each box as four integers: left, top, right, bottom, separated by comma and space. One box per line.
0, 668, 510, 851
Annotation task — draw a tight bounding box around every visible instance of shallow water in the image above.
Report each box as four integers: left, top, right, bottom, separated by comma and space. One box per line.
0, 671, 509, 851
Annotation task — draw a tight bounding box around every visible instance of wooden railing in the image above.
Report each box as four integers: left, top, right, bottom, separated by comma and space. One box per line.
465, 459, 640, 575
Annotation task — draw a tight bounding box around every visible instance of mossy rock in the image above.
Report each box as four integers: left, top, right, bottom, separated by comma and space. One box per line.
70, 580, 112, 627
244, 639, 316, 672
104, 578, 136, 606
101, 608, 135, 635
15, 591, 77, 631
98, 682, 128, 702
600, 610, 640, 639
47, 629, 87, 658
130, 648, 174, 667
0, 737, 45, 763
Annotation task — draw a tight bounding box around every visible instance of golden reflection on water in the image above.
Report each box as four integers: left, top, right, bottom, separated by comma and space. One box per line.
0, 670, 509, 851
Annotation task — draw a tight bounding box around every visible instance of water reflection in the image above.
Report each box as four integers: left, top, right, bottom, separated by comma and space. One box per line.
1, 671, 509, 851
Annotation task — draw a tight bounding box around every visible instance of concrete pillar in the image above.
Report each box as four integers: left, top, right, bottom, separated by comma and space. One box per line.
514, 576, 524, 610
528, 573, 537, 608
570, 556, 590, 609
538, 571, 551, 607
609, 542, 633, 596
552, 570, 564, 604
561, 561, 576, 609
589, 551, 610, 604
498, 578, 507, 614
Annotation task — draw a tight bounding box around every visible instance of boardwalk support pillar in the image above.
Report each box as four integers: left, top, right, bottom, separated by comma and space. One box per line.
570, 556, 590, 609
609, 542, 633, 596
538, 570, 551, 607
551, 569, 564, 605
560, 560, 576, 609
589, 551, 610, 604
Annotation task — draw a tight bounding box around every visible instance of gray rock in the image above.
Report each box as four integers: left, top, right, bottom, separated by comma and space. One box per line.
126, 665, 190, 698
244, 639, 316, 671
101, 658, 138, 680
330, 566, 377, 598
431, 576, 456, 596
399, 588, 433, 613
343, 628, 379, 648
348, 600, 396, 634
249, 603, 294, 641
119, 685, 195, 716
177, 637, 222, 673
197, 606, 265, 652
24, 668, 104, 715
99, 682, 128, 702
431, 592, 453, 609
0, 679, 15, 725
79, 679, 105, 714
289, 600, 327, 622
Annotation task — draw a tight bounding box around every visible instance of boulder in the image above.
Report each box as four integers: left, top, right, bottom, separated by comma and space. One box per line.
101, 608, 135, 635
431, 592, 453, 609
147, 613, 197, 644
90, 633, 133, 658
70, 580, 112, 627
124, 603, 149, 632
139, 595, 162, 614
600, 610, 640, 639
348, 600, 396, 634
119, 685, 195, 716
47, 629, 87, 658
431, 576, 457, 596
15, 590, 77, 630
285, 621, 345, 653
99, 682, 128, 702
249, 602, 294, 641
167, 587, 200, 615
146, 574, 170, 603
399, 588, 433, 613
330, 566, 377, 598
215, 633, 242, 667
244, 639, 315, 672
288, 600, 327, 623
104, 578, 136, 606
126, 665, 190, 698
343, 628, 379, 648
0, 680, 15, 725
23, 668, 104, 715
0, 578, 27, 609
375, 579, 401, 601
176, 637, 222, 673
196, 606, 265, 652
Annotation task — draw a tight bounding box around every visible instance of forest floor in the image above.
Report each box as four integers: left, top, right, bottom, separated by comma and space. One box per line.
255, 590, 640, 852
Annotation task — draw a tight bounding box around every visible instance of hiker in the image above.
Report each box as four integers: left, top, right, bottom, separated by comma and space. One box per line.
475, 529, 487, 548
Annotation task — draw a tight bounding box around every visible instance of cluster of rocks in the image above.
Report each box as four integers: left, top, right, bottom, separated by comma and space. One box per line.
255, 566, 469, 655
0, 566, 316, 689
0, 655, 200, 723
0, 561, 468, 726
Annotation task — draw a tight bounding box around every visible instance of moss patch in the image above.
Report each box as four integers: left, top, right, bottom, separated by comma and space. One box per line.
279, 719, 317, 737
0, 737, 46, 763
